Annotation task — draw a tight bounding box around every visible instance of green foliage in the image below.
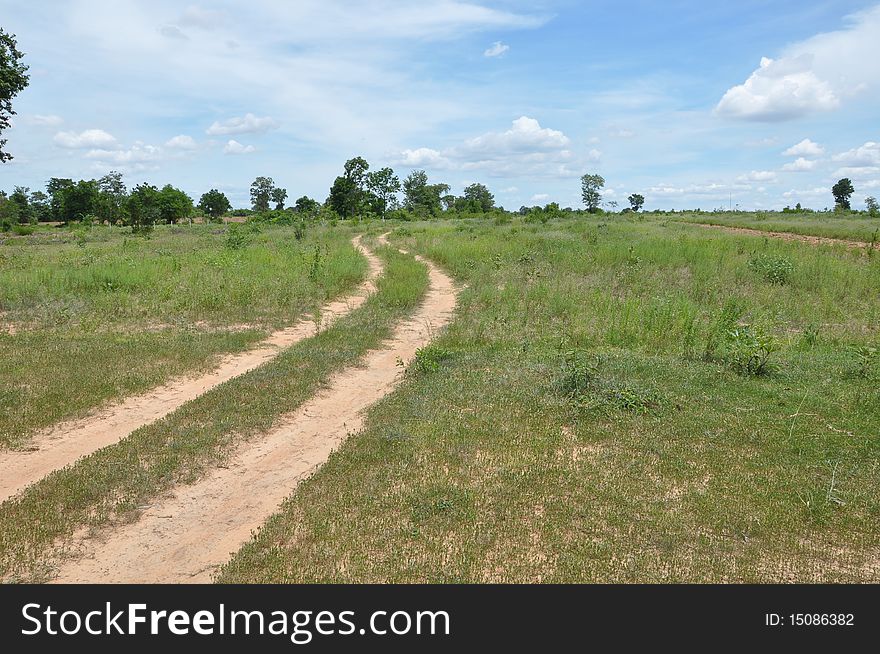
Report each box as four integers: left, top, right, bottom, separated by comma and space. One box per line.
628, 193, 645, 212
403, 170, 448, 218
832, 178, 855, 210
224, 223, 251, 250
198, 189, 231, 221
127, 183, 160, 233
250, 176, 275, 212
270, 186, 287, 211
748, 253, 793, 285
559, 349, 601, 397
460, 183, 495, 212
559, 350, 662, 413
866, 196, 878, 217
0, 28, 29, 163
409, 344, 452, 375
847, 345, 878, 379
365, 167, 401, 219
581, 173, 605, 213
720, 324, 778, 376
158, 184, 193, 224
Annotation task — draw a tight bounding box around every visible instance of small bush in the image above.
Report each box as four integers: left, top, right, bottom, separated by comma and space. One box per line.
721, 324, 778, 376
558, 350, 662, 414
224, 224, 251, 250
559, 349, 600, 397
409, 345, 451, 375
749, 253, 793, 285
848, 345, 878, 379
12, 225, 34, 236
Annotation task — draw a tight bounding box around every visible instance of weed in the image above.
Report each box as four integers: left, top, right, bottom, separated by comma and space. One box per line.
721, 324, 778, 376
847, 345, 878, 378
748, 253, 793, 285
409, 345, 451, 375
224, 224, 250, 250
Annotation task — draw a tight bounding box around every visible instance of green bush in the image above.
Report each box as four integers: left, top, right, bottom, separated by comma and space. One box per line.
721, 324, 778, 376
409, 345, 451, 375
224, 224, 251, 250
749, 253, 793, 285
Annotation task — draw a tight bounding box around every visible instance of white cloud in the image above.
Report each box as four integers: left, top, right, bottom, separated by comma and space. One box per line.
207, 113, 279, 136
85, 142, 163, 164
832, 141, 880, 167
165, 134, 198, 150
530, 193, 549, 203
54, 129, 119, 149
782, 157, 818, 172
783, 138, 824, 157
484, 41, 509, 57
833, 166, 880, 180
395, 147, 451, 168
738, 170, 777, 183
586, 148, 602, 162
715, 55, 839, 121
223, 139, 256, 155
783, 187, 829, 199
24, 114, 64, 127
460, 116, 569, 154
607, 127, 635, 138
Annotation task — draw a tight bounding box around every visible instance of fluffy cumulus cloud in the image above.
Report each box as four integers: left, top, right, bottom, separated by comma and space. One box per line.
782, 157, 818, 172
783, 138, 824, 157
223, 139, 256, 155
832, 141, 880, 167
54, 129, 119, 149
715, 55, 839, 121
165, 134, 198, 150
207, 114, 280, 136
484, 41, 509, 57
394, 116, 585, 178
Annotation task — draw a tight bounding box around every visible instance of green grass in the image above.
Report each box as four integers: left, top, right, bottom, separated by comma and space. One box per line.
676, 211, 880, 244
217, 215, 879, 583
0, 240, 429, 582
0, 223, 366, 448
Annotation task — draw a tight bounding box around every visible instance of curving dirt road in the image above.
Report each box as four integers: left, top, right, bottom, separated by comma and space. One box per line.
52, 244, 458, 583
687, 222, 879, 250
0, 235, 382, 504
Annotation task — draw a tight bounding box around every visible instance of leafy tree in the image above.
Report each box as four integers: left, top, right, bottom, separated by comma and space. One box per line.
29, 190, 50, 222
293, 195, 320, 218
366, 167, 401, 219
328, 156, 372, 218
0, 191, 18, 228
158, 184, 193, 224
402, 170, 448, 217
250, 176, 275, 212
198, 189, 231, 221
46, 177, 74, 221
832, 178, 854, 210
9, 186, 32, 223
97, 171, 128, 224
461, 183, 495, 212
628, 193, 645, 212
865, 196, 878, 217
441, 194, 456, 212
0, 29, 29, 163
581, 173, 605, 213
127, 183, 160, 232
58, 179, 99, 223
271, 186, 288, 211
343, 156, 369, 188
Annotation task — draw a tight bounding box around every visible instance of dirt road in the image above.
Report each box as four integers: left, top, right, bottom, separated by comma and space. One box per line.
53, 245, 457, 583
687, 222, 879, 250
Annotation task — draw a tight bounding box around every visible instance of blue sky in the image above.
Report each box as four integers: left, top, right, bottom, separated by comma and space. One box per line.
2, 0, 879, 210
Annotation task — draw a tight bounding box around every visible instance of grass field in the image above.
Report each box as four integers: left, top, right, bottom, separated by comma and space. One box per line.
217, 215, 879, 583
677, 212, 880, 244
0, 223, 366, 448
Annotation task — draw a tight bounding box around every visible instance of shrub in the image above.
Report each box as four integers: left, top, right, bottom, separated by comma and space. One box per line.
224, 224, 250, 250
748, 253, 793, 285
409, 345, 451, 375
12, 224, 34, 236
559, 349, 600, 397
848, 345, 878, 379
721, 324, 777, 376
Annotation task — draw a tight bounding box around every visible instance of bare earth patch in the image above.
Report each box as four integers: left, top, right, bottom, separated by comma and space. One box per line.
0, 235, 382, 504
688, 222, 879, 250
51, 246, 458, 583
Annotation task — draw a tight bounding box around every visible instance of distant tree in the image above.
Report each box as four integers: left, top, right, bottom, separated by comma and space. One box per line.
271, 186, 287, 211
97, 171, 128, 224
441, 195, 456, 212
58, 179, 99, 223
250, 176, 275, 212
46, 177, 74, 221
328, 156, 371, 218
832, 178, 854, 210
865, 196, 878, 217
198, 189, 231, 221
0, 191, 19, 227
365, 167, 400, 220
581, 173, 605, 213
1, 29, 29, 163
628, 193, 645, 212
607, 200, 618, 212
29, 190, 50, 222
158, 184, 193, 224
462, 182, 495, 212
293, 195, 320, 218
127, 183, 160, 232
9, 186, 32, 223
402, 170, 448, 217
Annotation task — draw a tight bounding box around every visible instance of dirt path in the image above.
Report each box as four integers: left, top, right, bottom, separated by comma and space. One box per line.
52, 244, 457, 583
0, 236, 382, 504
686, 222, 879, 250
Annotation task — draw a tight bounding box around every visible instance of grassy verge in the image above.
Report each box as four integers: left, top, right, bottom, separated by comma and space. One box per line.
0, 223, 366, 448
0, 240, 428, 582
675, 212, 880, 244
218, 216, 879, 583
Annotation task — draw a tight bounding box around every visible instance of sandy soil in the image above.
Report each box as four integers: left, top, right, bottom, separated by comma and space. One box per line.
690, 222, 879, 250
52, 245, 457, 583
0, 235, 382, 504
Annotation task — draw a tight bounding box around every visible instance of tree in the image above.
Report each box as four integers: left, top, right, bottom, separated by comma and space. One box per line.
832, 178, 854, 210
402, 170, 448, 217
127, 183, 160, 232
293, 195, 320, 218
328, 156, 372, 219
271, 187, 287, 211
97, 171, 128, 224
462, 183, 495, 212
250, 176, 275, 212
581, 174, 605, 213
58, 179, 99, 222
158, 185, 193, 224
1, 29, 29, 163
628, 193, 645, 212
865, 196, 878, 217
198, 189, 231, 221
46, 177, 74, 221
29, 190, 50, 222
366, 167, 401, 219
9, 186, 32, 223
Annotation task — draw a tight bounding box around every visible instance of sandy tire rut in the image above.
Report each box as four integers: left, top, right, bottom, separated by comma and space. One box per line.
688, 222, 880, 250
0, 235, 382, 504
52, 240, 458, 583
